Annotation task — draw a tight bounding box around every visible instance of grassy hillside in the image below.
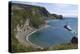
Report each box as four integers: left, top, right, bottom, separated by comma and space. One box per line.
10, 2, 48, 52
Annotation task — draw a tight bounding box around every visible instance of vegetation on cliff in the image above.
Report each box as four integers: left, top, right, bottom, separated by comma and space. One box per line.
10, 2, 48, 52
51, 14, 63, 19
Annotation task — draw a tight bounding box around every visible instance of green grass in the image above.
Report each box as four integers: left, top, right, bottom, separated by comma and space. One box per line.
48, 43, 78, 50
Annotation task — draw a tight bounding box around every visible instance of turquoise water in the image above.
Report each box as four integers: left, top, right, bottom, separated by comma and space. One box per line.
29, 17, 78, 48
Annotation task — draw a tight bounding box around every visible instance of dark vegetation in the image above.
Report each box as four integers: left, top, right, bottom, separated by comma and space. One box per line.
51, 14, 63, 19
10, 2, 77, 52
71, 36, 78, 44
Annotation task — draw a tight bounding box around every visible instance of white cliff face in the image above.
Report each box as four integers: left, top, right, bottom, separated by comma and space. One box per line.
16, 24, 22, 32
16, 18, 34, 35
32, 9, 36, 15
16, 18, 35, 47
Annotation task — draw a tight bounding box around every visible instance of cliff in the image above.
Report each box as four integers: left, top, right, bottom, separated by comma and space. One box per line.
12, 2, 63, 18
11, 2, 63, 28
10, 2, 63, 52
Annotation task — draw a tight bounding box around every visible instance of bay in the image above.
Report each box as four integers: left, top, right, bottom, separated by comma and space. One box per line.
29, 17, 78, 48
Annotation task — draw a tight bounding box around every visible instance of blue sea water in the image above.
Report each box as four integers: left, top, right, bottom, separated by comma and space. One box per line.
29, 17, 78, 48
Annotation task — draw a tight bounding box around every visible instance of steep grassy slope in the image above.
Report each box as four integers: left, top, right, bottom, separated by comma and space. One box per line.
10, 2, 49, 52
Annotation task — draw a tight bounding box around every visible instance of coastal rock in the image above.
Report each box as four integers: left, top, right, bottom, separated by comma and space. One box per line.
71, 36, 78, 44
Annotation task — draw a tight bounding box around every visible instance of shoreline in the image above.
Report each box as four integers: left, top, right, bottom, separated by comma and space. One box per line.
26, 29, 43, 49
26, 25, 49, 49
16, 18, 50, 49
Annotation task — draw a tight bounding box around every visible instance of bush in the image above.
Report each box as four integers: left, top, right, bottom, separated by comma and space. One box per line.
71, 36, 78, 44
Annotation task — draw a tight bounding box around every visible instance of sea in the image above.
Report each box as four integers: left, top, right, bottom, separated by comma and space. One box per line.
28, 17, 78, 48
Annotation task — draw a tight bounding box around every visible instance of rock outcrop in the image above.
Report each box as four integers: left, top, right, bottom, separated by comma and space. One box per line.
71, 36, 78, 44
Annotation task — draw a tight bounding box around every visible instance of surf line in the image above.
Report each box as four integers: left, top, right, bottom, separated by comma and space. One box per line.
26, 25, 49, 49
